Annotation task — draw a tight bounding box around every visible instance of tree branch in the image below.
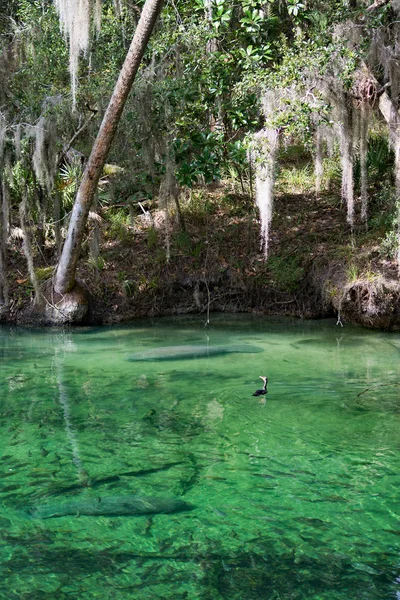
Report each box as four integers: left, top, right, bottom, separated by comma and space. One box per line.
362, 63, 400, 136
57, 111, 96, 169
366, 0, 391, 12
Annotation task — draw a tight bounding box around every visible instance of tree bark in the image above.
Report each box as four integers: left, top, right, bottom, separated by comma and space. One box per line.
363, 66, 400, 136
53, 0, 164, 296
0, 176, 9, 314
366, 0, 391, 11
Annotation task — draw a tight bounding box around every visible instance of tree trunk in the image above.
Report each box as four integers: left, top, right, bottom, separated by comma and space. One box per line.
53, 187, 62, 256
366, 68, 400, 274
53, 0, 164, 302
20, 189, 41, 305
0, 176, 9, 317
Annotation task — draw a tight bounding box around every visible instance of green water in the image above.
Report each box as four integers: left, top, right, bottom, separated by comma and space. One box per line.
0, 315, 399, 599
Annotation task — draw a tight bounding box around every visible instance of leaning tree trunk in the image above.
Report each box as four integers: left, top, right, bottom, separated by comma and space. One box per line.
0, 176, 9, 318
48, 0, 164, 323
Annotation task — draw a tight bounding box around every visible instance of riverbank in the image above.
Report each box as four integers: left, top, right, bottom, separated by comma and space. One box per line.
3, 183, 400, 330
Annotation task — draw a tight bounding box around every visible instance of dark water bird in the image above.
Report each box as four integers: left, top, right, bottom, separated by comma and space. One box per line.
252, 376, 268, 397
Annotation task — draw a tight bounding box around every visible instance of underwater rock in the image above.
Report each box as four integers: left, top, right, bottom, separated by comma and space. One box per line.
128, 344, 263, 361
32, 494, 193, 519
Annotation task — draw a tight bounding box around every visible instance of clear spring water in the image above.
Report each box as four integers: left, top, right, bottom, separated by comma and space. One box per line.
0, 314, 399, 599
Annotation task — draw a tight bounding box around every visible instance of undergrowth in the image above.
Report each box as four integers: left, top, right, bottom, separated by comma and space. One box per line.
6, 136, 399, 324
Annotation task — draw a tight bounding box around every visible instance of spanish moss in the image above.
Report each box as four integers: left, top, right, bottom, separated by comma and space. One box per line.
32, 116, 57, 195
0, 112, 6, 163
315, 127, 324, 196
359, 102, 369, 224
158, 154, 177, 263
19, 190, 40, 304
54, 0, 91, 107
336, 92, 355, 226
253, 127, 279, 259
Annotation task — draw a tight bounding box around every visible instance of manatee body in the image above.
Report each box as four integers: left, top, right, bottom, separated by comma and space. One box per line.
33, 495, 193, 519
128, 344, 263, 361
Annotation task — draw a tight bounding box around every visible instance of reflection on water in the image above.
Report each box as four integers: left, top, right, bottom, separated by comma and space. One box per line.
0, 315, 400, 599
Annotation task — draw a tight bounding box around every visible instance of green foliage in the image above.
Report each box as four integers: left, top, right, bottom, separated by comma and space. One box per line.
366, 136, 394, 184
8, 160, 33, 203
210, 0, 232, 31
371, 187, 400, 259
286, 0, 306, 19
354, 134, 394, 193
346, 263, 359, 283
174, 230, 193, 252
107, 210, 131, 244
12, 0, 69, 113
175, 131, 224, 187
2, 0, 399, 295
267, 254, 304, 292
58, 163, 82, 211
320, 157, 342, 195
87, 255, 105, 271
379, 229, 399, 260
368, 183, 396, 231
137, 274, 159, 291
108, 209, 130, 227
122, 279, 136, 298
146, 227, 158, 249
181, 189, 217, 223
220, 192, 253, 217
171, 229, 205, 258
1, 0, 300, 216
188, 239, 205, 259
34, 266, 55, 281
277, 164, 315, 194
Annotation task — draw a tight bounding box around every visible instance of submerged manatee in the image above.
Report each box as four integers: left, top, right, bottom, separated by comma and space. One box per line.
128, 344, 263, 361
32, 494, 193, 519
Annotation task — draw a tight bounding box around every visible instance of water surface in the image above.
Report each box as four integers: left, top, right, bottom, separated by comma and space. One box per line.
1, 315, 399, 599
